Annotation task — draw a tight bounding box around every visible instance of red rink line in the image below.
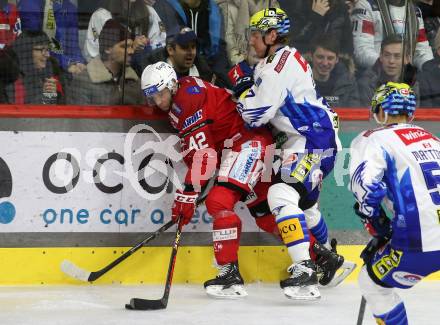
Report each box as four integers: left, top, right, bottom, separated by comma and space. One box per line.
0, 105, 438, 121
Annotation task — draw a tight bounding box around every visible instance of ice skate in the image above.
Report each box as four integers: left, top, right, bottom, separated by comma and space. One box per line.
313, 239, 345, 286
204, 261, 248, 299
314, 239, 356, 287
280, 260, 321, 301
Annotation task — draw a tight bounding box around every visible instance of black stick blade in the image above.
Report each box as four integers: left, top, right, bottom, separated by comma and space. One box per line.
125, 298, 167, 310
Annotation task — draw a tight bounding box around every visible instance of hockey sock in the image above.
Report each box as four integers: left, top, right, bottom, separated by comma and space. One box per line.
309, 216, 329, 247
255, 213, 279, 237
206, 186, 242, 265
374, 302, 408, 325
308, 233, 317, 261
212, 211, 242, 265
277, 213, 310, 262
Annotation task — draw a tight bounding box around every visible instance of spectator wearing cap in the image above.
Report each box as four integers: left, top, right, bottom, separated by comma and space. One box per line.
83, 0, 166, 62
67, 19, 143, 105
419, 29, 440, 107
136, 27, 216, 84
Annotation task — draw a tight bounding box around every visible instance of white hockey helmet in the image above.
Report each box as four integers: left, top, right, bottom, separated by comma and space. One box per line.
141, 61, 178, 98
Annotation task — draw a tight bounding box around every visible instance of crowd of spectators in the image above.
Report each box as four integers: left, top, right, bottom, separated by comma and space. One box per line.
0, 0, 439, 108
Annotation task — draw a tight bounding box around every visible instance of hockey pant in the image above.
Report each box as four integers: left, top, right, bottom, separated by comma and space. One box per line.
247, 181, 319, 260
266, 151, 336, 262
206, 130, 271, 265
359, 243, 440, 324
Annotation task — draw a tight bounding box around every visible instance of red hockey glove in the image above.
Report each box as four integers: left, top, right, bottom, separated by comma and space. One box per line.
228, 60, 254, 97
227, 60, 254, 85
171, 190, 198, 226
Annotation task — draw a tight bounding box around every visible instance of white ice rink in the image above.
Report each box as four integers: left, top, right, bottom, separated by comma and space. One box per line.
1, 282, 439, 325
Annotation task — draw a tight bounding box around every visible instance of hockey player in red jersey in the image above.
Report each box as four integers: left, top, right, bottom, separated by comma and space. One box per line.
141, 61, 275, 298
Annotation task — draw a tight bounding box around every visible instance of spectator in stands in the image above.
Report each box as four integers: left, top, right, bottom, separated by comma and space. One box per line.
136, 27, 215, 84
310, 36, 360, 107
278, 0, 354, 58
0, 46, 20, 103
17, 0, 86, 74
357, 34, 419, 106
419, 29, 440, 107
416, 0, 440, 53
216, 0, 279, 65
68, 19, 143, 105
83, 0, 166, 64
0, 0, 22, 49
154, 0, 231, 88
351, 0, 433, 71
5, 30, 65, 104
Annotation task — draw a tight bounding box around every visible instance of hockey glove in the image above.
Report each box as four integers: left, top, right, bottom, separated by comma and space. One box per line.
228, 61, 254, 98
360, 236, 390, 264
172, 189, 198, 226
353, 202, 392, 239
233, 76, 254, 98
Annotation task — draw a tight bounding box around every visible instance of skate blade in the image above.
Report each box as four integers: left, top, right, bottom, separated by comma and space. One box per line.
283, 285, 321, 301
325, 261, 357, 288
205, 285, 248, 299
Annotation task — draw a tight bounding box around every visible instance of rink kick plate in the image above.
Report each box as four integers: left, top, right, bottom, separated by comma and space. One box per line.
1, 246, 440, 285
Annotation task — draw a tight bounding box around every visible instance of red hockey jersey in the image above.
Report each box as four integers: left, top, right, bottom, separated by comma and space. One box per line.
169, 76, 252, 188
0, 4, 21, 48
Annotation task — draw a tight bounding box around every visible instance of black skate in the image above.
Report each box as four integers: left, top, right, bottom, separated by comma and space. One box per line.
204, 261, 248, 299
280, 259, 320, 300
313, 239, 345, 286
314, 239, 356, 287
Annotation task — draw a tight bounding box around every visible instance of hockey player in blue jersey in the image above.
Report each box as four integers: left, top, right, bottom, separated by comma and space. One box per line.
229, 7, 356, 300
350, 82, 440, 324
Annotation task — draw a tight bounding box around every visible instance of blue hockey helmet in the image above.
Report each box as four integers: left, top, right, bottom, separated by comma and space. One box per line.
371, 82, 416, 120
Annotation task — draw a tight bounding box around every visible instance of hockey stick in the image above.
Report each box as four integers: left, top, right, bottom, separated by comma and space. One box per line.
356, 296, 367, 325
60, 220, 175, 282
125, 221, 183, 310
61, 177, 212, 282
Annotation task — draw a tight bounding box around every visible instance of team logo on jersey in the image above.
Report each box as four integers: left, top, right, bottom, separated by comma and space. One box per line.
392, 271, 423, 286
186, 86, 201, 95
182, 109, 202, 130
394, 128, 434, 145
255, 77, 262, 87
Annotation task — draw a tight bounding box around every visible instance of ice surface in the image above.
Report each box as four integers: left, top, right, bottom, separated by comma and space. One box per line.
0, 282, 438, 325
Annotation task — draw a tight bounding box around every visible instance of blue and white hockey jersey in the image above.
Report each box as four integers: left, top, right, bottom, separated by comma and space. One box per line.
350, 124, 440, 252
236, 46, 341, 153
